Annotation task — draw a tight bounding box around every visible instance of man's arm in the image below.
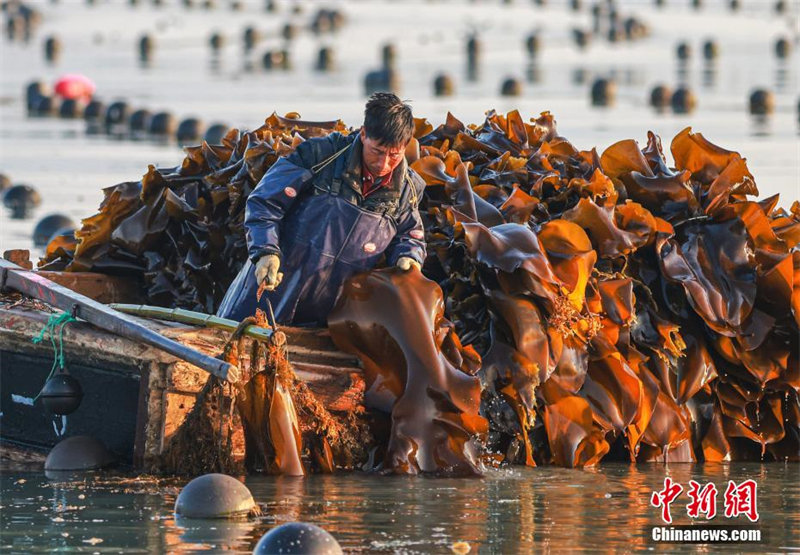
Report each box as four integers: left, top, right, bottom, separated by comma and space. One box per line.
244, 138, 325, 263
385, 174, 427, 267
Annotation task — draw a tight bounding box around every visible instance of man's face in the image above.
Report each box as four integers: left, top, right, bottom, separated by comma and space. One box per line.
360, 128, 407, 178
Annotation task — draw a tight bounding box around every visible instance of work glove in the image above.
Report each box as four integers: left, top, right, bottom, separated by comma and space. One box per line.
396, 256, 421, 271
255, 254, 283, 291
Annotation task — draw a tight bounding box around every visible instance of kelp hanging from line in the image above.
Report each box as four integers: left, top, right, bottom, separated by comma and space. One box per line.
40, 109, 800, 472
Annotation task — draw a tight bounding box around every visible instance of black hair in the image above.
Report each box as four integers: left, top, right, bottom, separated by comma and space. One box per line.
362, 92, 414, 146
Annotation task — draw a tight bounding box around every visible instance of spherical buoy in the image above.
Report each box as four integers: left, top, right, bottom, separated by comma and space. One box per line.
262, 49, 290, 70
316, 46, 334, 71
381, 43, 396, 69
591, 77, 616, 106
176, 118, 205, 144
84, 99, 105, 122
702, 39, 718, 61
243, 26, 260, 52
572, 28, 590, 49
139, 34, 154, 64
174, 474, 256, 519
209, 32, 225, 52
34, 214, 76, 247
204, 123, 229, 144
149, 111, 177, 136
671, 86, 696, 113
3, 184, 42, 219
500, 77, 522, 97
38, 372, 83, 413
433, 73, 454, 97
281, 22, 297, 41
105, 101, 130, 131
749, 89, 775, 116
58, 98, 83, 119
691, 0, 702, 9
649, 84, 672, 111
774, 0, 786, 13
45, 436, 114, 471
32, 95, 59, 117
25, 81, 51, 112
676, 42, 691, 61
129, 109, 152, 133
775, 37, 791, 59
363, 68, 400, 95
525, 32, 541, 57
466, 35, 480, 68
0, 174, 10, 192
254, 523, 343, 555
729, 0, 740, 11
44, 35, 61, 63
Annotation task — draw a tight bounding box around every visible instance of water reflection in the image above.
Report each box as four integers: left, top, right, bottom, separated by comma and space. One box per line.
0, 464, 797, 552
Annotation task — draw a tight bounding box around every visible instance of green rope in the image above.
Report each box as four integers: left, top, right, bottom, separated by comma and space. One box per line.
32, 312, 76, 400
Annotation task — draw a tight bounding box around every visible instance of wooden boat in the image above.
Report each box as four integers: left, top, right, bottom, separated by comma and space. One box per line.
0, 251, 364, 470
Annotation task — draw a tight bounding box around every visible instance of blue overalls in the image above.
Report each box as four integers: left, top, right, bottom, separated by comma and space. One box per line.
217, 132, 426, 326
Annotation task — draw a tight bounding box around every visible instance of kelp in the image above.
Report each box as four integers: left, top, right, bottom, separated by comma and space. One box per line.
42, 109, 799, 472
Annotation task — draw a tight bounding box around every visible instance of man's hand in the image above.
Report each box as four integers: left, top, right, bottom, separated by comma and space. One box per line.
255, 254, 283, 291
396, 257, 421, 271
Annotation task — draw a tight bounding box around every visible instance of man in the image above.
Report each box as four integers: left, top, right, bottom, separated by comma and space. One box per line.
217, 93, 426, 326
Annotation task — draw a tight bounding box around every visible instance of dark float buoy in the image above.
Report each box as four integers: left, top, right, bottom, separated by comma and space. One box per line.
4, 184, 41, 219
58, 98, 83, 119
84, 99, 105, 123
671, 86, 696, 113
25, 81, 51, 112
774, 0, 786, 14
281, 22, 297, 41
139, 34, 155, 64
176, 118, 205, 145
149, 111, 177, 136
572, 28, 591, 49
702, 39, 718, 61
500, 77, 522, 97
105, 101, 130, 133
775, 37, 791, 59
34, 214, 76, 247
749, 89, 775, 116
243, 26, 260, 52
39, 372, 83, 414
650, 84, 672, 111
204, 123, 229, 144
254, 523, 343, 555
364, 68, 400, 95
433, 73, 454, 97
45, 436, 114, 471
0, 174, 10, 192
32, 95, 59, 117
691, 0, 702, 9
525, 33, 541, 57
209, 31, 225, 52
591, 78, 616, 106
262, 49, 290, 70
381, 42, 396, 69
729, 0, 740, 11
44, 35, 61, 64
174, 473, 256, 519
676, 42, 691, 61
316, 46, 334, 71
129, 109, 152, 134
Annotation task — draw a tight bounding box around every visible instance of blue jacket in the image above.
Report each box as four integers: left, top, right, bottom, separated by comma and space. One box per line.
217, 132, 427, 325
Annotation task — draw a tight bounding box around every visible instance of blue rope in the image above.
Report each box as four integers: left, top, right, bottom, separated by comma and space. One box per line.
32, 312, 76, 400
